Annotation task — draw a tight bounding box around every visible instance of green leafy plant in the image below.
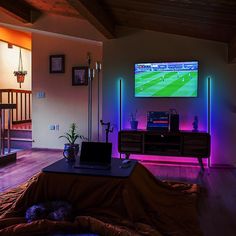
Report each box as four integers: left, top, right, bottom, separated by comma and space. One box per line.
59, 123, 87, 144
14, 71, 27, 76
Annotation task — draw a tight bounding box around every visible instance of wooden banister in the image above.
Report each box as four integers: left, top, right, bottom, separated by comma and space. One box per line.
0, 89, 32, 124
0, 103, 17, 162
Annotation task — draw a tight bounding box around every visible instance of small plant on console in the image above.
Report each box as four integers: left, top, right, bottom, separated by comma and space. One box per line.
130, 109, 138, 130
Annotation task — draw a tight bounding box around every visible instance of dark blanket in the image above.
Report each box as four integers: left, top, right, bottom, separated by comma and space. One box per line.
0, 163, 202, 235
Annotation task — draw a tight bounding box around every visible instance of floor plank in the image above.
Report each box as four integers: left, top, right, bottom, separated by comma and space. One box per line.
0, 149, 62, 192
0, 149, 236, 236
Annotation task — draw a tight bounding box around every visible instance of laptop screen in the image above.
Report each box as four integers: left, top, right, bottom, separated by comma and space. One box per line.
80, 142, 112, 165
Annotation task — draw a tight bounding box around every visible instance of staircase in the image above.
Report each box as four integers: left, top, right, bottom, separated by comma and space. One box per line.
4, 123, 32, 150
1, 89, 32, 151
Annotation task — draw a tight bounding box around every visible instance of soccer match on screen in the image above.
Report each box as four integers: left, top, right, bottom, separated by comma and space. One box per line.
135, 61, 198, 97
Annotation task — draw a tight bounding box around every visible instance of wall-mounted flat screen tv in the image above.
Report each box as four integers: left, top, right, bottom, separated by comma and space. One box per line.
135, 61, 198, 97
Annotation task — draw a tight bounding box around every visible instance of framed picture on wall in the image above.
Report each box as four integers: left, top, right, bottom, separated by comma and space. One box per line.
49, 55, 65, 73
72, 66, 88, 86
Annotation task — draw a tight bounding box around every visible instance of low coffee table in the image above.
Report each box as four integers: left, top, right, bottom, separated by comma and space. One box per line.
42, 158, 137, 178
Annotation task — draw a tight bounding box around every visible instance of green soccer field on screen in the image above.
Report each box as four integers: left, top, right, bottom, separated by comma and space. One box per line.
134, 61, 198, 97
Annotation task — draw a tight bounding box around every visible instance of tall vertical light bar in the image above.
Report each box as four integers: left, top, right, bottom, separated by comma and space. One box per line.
119, 79, 122, 159
119, 79, 122, 131
207, 76, 211, 167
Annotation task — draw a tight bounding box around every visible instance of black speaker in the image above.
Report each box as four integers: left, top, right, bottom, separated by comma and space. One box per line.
170, 114, 179, 132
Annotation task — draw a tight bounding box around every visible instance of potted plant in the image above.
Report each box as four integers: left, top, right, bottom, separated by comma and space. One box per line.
59, 123, 87, 162
130, 109, 138, 130
13, 48, 27, 88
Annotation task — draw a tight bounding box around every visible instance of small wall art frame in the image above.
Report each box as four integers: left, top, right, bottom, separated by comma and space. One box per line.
49, 54, 65, 73
72, 66, 88, 86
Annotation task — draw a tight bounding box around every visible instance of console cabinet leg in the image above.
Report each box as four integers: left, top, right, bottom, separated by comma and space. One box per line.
125, 153, 130, 159
197, 157, 204, 172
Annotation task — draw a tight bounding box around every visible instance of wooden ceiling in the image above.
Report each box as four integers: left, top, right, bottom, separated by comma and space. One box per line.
1, 0, 236, 62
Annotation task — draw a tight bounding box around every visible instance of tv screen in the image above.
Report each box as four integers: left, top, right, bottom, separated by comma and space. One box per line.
135, 61, 198, 97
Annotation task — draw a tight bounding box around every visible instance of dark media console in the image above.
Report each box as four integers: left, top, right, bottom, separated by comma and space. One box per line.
118, 130, 210, 171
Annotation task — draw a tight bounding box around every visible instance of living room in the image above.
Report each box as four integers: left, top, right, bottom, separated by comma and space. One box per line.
0, 1, 236, 235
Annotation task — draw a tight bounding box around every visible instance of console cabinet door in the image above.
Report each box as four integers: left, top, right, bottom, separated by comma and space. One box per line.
119, 131, 143, 153
182, 133, 210, 157
144, 133, 181, 156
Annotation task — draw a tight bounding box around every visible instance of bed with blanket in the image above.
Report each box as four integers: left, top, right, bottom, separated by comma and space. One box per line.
0, 163, 202, 235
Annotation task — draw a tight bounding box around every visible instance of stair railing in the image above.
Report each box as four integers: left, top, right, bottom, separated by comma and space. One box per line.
0, 89, 32, 124
0, 104, 17, 155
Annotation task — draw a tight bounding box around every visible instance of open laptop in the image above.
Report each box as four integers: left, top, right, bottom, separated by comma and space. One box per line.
74, 142, 112, 170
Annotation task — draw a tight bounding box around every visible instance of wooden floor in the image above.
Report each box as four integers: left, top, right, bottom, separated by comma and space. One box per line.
0, 149, 236, 236
0, 149, 62, 192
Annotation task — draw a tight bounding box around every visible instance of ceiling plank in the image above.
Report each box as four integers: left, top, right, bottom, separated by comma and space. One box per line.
112, 8, 234, 42
228, 36, 236, 63
105, 0, 236, 25
66, 0, 116, 39
103, 0, 236, 42
0, 0, 40, 23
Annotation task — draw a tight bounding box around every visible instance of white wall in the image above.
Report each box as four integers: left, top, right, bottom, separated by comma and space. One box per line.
32, 33, 102, 149
0, 41, 31, 90
103, 29, 236, 166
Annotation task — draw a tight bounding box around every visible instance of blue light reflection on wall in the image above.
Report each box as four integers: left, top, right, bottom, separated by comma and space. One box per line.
117, 78, 124, 131
207, 76, 212, 167
114, 76, 212, 167
117, 78, 124, 158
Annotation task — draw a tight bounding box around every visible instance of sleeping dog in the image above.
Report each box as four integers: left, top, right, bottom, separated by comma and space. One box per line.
25, 201, 73, 222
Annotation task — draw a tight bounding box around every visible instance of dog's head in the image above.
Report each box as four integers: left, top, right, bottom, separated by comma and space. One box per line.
25, 201, 73, 222
25, 204, 48, 222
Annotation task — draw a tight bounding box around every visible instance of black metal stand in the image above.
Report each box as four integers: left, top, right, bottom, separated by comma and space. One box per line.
87, 53, 95, 142
96, 62, 101, 141
100, 120, 113, 143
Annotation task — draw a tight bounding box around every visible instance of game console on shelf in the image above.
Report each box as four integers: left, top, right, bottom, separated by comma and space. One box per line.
146, 109, 179, 132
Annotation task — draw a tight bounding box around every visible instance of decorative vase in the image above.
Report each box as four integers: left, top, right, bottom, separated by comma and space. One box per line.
130, 120, 138, 130
63, 143, 79, 162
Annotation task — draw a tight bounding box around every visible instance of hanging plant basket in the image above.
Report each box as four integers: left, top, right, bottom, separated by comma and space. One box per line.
13, 48, 27, 88
13, 71, 27, 88
14, 71, 27, 81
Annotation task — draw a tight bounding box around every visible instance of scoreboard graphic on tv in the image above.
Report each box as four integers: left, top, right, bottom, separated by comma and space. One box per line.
135, 61, 198, 97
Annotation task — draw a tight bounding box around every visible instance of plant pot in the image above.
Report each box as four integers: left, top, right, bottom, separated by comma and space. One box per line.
63, 143, 79, 162
130, 120, 138, 130
16, 75, 25, 83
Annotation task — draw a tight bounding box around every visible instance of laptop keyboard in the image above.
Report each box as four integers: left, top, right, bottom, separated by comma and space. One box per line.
74, 164, 111, 170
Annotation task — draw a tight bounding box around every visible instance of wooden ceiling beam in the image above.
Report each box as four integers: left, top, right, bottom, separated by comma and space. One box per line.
66, 0, 116, 39
0, 0, 40, 23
